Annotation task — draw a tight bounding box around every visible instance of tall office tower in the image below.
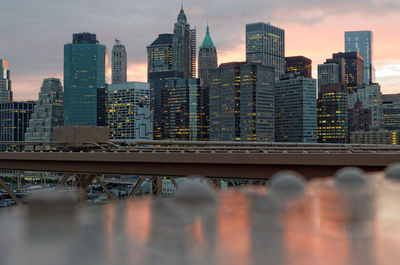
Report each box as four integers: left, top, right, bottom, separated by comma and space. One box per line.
107, 82, 153, 140
25, 78, 63, 146
348, 83, 383, 130
332, 52, 364, 93
172, 6, 196, 79
198, 24, 218, 140
275, 73, 317, 143
0, 101, 35, 150
317, 57, 346, 90
246, 22, 285, 79
64, 32, 108, 126
209, 62, 275, 142
0, 59, 12, 103
112, 39, 127, 84
382, 94, 400, 131
285, 56, 312, 78
199, 24, 218, 87
168, 78, 203, 141
345, 31, 374, 84
147, 33, 184, 140
317, 83, 348, 143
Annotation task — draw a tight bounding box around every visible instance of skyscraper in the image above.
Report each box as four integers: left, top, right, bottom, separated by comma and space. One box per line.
0, 101, 35, 150
198, 24, 218, 87
246, 22, 285, 79
0, 59, 12, 103
147, 33, 184, 140
275, 73, 317, 143
209, 62, 275, 142
198, 24, 218, 140
317, 57, 346, 90
317, 83, 348, 143
332, 52, 364, 93
382, 94, 400, 131
25, 78, 63, 146
107, 82, 152, 140
64, 32, 108, 126
285, 56, 312, 78
345, 31, 374, 84
172, 6, 196, 79
112, 39, 127, 84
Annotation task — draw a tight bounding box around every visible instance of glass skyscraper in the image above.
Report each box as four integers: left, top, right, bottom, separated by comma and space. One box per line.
246, 22, 285, 79
209, 62, 275, 142
332, 52, 364, 93
64, 32, 108, 126
275, 73, 317, 143
0, 59, 12, 103
345, 31, 374, 84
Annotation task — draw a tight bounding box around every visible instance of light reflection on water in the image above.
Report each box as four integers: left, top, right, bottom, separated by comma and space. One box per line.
2, 173, 400, 265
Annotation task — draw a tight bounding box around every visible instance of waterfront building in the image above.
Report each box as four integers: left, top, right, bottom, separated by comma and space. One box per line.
348, 83, 383, 130
64, 32, 108, 126
275, 73, 317, 143
0, 59, 12, 103
317, 83, 348, 143
172, 6, 196, 79
0, 101, 35, 150
198, 24, 218, 140
350, 129, 398, 145
112, 39, 127, 84
382, 94, 400, 131
285, 56, 312, 78
209, 62, 275, 142
24, 78, 63, 145
107, 82, 152, 140
332, 52, 364, 93
345, 31, 374, 84
246, 22, 285, 79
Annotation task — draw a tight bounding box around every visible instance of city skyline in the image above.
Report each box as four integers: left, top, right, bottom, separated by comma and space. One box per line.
1, 0, 400, 100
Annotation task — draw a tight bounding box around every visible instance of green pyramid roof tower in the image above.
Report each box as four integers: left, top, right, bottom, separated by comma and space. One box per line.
200, 24, 215, 49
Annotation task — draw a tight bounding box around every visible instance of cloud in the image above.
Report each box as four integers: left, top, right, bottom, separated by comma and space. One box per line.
0, 0, 399, 100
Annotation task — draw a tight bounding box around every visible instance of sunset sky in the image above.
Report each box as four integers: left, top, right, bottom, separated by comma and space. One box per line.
1, 0, 399, 100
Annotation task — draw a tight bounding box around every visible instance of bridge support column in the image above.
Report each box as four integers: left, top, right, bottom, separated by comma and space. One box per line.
0, 177, 22, 206
152, 176, 162, 197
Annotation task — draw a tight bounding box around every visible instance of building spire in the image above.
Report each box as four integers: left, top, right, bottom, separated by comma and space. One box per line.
200, 23, 215, 49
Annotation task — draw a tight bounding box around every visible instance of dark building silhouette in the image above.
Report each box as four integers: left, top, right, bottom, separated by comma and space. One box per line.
349, 101, 371, 132
210, 62, 275, 142
198, 24, 218, 140
285, 56, 312, 78
317, 83, 348, 143
332, 52, 364, 93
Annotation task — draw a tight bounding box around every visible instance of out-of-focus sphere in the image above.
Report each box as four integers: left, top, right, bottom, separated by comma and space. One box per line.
385, 163, 400, 181
335, 167, 367, 188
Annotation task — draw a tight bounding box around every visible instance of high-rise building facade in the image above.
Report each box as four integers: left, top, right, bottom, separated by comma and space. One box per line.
348, 83, 383, 130
198, 25, 218, 87
246, 22, 285, 79
147, 33, 184, 140
345, 31, 374, 84
198, 24, 218, 141
332, 52, 364, 93
172, 7, 196, 79
25, 78, 63, 145
112, 39, 127, 84
285, 56, 312, 78
209, 62, 275, 142
275, 73, 317, 143
317, 56, 346, 90
0, 101, 35, 150
317, 83, 348, 143
0, 59, 12, 103
64, 32, 108, 126
107, 82, 152, 140
382, 94, 400, 131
